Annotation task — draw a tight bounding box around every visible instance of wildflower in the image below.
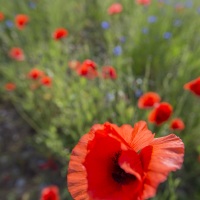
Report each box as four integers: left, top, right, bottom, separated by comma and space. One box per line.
138, 92, 161, 109
170, 118, 185, 131
148, 102, 173, 125
148, 16, 157, 23
68, 60, 81, 71
28, 68, 44, 80
175, 4, 185, 13
40, 185, 60, 200
102, 66, 117, 79
67, 121, 184, 200
9, 47, 25, 61
173, 19, 182, 27
5, 20, 13, 28
101, 21, 110, 29
113, 45, 122, 56
53, 28, 68, 40
0, 12, 5, 22
184, 77, 200, 96
40, 76, 52, 87
136, 0, 151, 6
142, 27, 149, 34
4, 83, 16, 91
15, 14, 29, 30
119, 36, 126, 43
163, 32, 172, 39
76, 59, 98, 79
107, 3, 123, 15
29, 1, 36, 9
135, 89, 143, 98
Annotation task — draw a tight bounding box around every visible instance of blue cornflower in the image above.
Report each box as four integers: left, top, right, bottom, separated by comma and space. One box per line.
5, 20, 13, 28
113, 46, 122, 56
173, 19, 182, 27
134, 89, 143, 98
101, 21, 110, 29
163, 32, 172, 39
185, 0, 193, 8
148, 16, 157, 23
29, 2, 36, 9
197, 7, 200, 14
142, 27, 149, 34
119, 36, 126, 43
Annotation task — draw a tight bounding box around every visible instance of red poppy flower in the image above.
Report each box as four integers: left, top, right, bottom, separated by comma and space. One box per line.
40, 76, 52, 87
148, 102, 173, 125
138, 92, 161, 109
102, 66, 117, 79
67, 121, 184, 200
107, 3, 123, 15
28, 68, 44, 80
15, 14, 29, 30
136, 0, 151, 5
76, 59, 98, 79
0, 12, 5, 21
184, 77, 200, 96
40, 185, 60, 200
53, 28, 68, 40
9, 47, 25, 61
4, 83, 16, 91
170, 118, 185, 131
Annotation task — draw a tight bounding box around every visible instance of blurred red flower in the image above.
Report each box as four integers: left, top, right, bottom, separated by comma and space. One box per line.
0, 12, 5, 21
28, 68, 44, 80
107, 3, 123, 15
102, 66, 117, 79
184, 77, 200, 96
39, 159, 58, 171
136, 0, 151, 5
77, 59, 98, 79
15, 14, 29, 30
53, 28, 68, 40
40, 185, 60, 200
40, 76, 52, 87
68, 60, 81, 71
9, 47, 25, 61
148, 102, 173, 125
170, 118, 185, 131
67, 121, 184, 200
138, 92, 161, 109
4, 83, 16, 91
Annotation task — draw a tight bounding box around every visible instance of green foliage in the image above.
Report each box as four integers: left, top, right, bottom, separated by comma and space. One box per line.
1, 0, 200, 199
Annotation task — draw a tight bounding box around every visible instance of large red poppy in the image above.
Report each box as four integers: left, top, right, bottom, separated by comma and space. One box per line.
148, 102, 173, 125
40, 185, 60, 200
184, 77, 200, 96
170, 118, 185, 131
67, 121, 184, 200
15, 14, 29, 30
138, 92, 161, 109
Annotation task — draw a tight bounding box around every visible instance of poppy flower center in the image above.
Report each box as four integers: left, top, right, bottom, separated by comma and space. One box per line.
112, 152, 136, 185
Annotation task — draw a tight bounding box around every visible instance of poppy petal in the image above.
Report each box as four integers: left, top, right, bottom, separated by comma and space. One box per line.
140, 134, 184, 199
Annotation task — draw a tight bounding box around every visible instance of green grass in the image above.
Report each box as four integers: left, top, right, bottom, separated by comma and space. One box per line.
1, 0, 200, 199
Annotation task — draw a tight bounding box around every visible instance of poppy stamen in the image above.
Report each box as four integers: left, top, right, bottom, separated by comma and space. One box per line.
112, 152, 136, 184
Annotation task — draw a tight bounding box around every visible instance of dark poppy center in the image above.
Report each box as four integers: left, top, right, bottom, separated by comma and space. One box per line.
112, 152, 136, 185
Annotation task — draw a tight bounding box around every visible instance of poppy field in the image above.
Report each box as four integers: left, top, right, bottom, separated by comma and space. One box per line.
1, 0, 200, 199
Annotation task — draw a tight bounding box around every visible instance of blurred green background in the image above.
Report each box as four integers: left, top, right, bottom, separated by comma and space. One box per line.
1, 0, 200, 199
